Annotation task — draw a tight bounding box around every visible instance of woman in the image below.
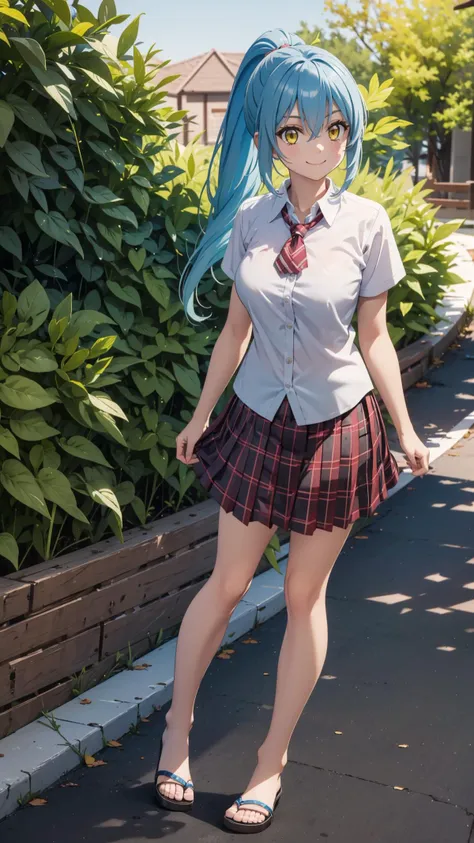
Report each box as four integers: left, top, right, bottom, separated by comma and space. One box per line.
154, 28, 430, 833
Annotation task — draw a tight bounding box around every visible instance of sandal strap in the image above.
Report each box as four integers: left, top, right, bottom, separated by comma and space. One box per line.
156, 769, 194, 789
235, 797, 273, 816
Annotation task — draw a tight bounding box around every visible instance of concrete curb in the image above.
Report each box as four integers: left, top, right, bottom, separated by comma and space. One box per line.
1, 230, 474, 821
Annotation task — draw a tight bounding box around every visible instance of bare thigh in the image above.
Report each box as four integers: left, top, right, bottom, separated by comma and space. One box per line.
285, 523, 353, 607
209, 507, 280, 601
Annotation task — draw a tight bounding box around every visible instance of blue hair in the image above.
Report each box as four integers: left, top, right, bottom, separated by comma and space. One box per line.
179, 28, 368, 324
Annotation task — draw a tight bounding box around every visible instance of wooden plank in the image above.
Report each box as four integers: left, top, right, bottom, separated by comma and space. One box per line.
425, 181, 470, 191
0, 628, 100, 706
397, 338, 432, 371
6, 499, 219, 611
0, 636, 169, 739
427, 198, 469, 208
102, 581, 203, 657
0, 535, 216, 664
0, 578, 31, 623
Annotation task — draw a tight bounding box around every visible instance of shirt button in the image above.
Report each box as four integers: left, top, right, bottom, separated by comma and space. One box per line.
284, 295, 290, 302
286, 322, 292, 329
285, 383, 290, 389
286, 356, 292, 363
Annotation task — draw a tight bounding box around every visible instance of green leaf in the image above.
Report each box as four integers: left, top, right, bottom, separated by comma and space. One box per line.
0, 375, 57, 410
94, 409, 127, 446
88, 391, 128, 420
19, 346, 57, 373
49, 144, 77, 171
67, 310, 115, 338
75, 98, 111, 137
37, 467, 89, 523
76, 259, 103, 282
128, 247, 146, 271
31, 66, 76, 119
0, 226, 22, 261
59, 434, 112, 467
8, 167, 29, 201
18, 280, 50, 327
62, 348, 89, 371
117, 14, 143, 58
0, 425, 20, 458
79, 67, 119, 99
7, 93, 56, 139
107, 280, 141, 308
0, 459, 50, 518
67, 167, 85, 193
35, 210, 84, 257
30, 182, 48, 213
86, 140, 125, 173
88, 336, 116, 359
102, 204, 138, 228
11, 36, 46, 71
143, 269, 169, 308
10, 412, 60, 441
0, 533, 19, 569
40, 0, 72, 25
0, 7, 29, 25
171, 362, 202, 398
98, 0, 117, 22
133, 45, 145, 85
0, 100, 14, 147
5, 140, 48, 178
130, 185, 149, 216
83, 185, 122, 204
97, 222, 122, 251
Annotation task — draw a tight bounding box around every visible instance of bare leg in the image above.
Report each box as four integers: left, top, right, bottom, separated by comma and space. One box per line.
157, 507, 279, 802
225, 522, 352, 825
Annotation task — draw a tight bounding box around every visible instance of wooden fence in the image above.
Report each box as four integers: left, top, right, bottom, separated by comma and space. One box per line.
425, 179, 474, 210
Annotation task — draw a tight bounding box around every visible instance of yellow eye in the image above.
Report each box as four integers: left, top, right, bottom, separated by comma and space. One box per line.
328, 123, 346, 141
281, 128, 299, 145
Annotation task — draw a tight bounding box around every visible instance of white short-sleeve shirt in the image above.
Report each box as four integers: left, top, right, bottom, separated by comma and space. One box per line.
221, 176, 406, 425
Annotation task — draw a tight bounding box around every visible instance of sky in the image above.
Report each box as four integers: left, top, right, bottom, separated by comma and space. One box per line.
88, 0, 337, 64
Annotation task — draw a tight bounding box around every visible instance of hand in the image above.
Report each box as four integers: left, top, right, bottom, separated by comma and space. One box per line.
398, 428, 431, 476
176, 417, 208, 465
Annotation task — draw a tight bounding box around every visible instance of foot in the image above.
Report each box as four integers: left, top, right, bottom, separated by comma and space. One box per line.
156, 727, 194, 803
225, 762, 284, 825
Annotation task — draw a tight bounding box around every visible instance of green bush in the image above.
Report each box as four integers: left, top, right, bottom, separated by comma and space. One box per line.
0, 0, 219, 572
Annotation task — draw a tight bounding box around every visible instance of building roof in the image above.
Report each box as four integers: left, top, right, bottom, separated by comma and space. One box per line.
151, 49, 245, 95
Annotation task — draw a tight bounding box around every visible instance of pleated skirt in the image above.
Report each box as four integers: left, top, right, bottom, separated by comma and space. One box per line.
191, 390, 400, 535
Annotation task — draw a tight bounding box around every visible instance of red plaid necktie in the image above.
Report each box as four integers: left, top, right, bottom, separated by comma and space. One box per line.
274, 204, 324, 275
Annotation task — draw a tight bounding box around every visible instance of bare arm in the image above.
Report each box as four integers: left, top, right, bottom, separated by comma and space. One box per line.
192, 286, 252, 426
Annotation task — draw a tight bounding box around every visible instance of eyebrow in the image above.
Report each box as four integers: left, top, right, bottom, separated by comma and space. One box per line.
284, 110, 345, 122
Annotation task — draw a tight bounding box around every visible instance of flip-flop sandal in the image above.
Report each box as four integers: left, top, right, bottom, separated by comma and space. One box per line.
223, 782, 282, 833
154, 734, 195, 812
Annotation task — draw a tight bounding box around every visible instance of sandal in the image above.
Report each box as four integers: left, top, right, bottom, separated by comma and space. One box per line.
154, 733, 195, 812
222, 777, 282, 833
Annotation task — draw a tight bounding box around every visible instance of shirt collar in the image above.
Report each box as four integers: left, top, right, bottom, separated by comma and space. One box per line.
267, 176, 341, 227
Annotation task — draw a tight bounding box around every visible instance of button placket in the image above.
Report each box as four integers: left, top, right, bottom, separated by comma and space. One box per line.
283, 273, 296, 390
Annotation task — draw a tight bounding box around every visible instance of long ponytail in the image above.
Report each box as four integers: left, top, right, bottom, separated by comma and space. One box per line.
178, 29, 302, 324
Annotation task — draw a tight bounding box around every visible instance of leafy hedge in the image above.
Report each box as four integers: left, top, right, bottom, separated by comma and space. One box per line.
0, 0, 220, 571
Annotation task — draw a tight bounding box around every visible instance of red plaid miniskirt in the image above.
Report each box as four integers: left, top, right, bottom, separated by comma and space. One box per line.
191, 390, 400, 535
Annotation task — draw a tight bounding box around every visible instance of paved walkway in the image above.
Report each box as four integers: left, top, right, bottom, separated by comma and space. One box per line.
1, 323, 474, 842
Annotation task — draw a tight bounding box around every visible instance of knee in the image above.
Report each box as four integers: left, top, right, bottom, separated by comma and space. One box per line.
284, 574, 325, 616
208, 571, 252, 608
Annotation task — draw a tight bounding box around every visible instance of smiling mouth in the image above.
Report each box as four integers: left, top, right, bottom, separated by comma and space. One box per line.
306, 159, 326, 165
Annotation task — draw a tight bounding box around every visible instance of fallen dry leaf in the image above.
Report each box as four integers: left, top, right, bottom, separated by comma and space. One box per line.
28, 798, 48, 806
79, 698, 92, 705
89, 759, 107, 767
140, 756, 145, 760
242, 638, 259, 644
414, 381, 431, 388
334, 731, 343, 735
263, 672, 269, 676
321, 674, 337, 680
141, 717, 150, 722
107, 740, 122, 748
354, 535, 368, 540
84, 754, 96, 766
60, 782, 79, 788
398, 744, 409, 748
216, 653, 231, 659
393, 785, 406, 791
133, 663, 152, 670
